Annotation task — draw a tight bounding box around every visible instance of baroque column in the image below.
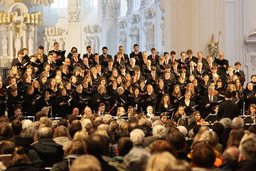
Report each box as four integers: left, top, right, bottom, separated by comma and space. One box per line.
67, 0, 82, 52
7, 23, 14, 59
20, 23, 28, 48
101, 0, 120, 55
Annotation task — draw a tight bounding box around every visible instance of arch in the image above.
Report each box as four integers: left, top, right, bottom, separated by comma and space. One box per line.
8, 3, 28, 15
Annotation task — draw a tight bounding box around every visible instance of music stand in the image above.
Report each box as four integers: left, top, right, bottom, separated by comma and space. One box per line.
243, 115, 254, 124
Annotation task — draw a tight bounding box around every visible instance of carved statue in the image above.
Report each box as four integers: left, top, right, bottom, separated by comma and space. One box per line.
101, 2, 107, 18
208, 31, 222, 58
149, 23, 155, 44
13, 12, 24, 23
1, 37, 8, 57
160, 16, 165, 45
126, 0, 132, 15
69, 9, 81, 23
129, 26, 139, 50
14, 35, 22, 55
140, 0, 146, 9
119, 31, 127, 48
28, 37, 34, 55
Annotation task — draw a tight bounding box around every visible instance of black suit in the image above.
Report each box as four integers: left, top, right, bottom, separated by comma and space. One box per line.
114, 53, 129, 64
11, 58, 27, 74
148, 54, 160, 65
200, 95, 218, 118
204, 62, 217, 74
185, 56, 197, 63
218, 100, 239, 119
186, 67, 197, 77
234, 70, 245, 85
176, 59, 188, 69
147, 73, 160, 84
195, 57, 207, 65
83, 53, 94, 64
99, 54, 112, 67
71, 58, 82, 67
130, 51, 142, 66
215, 58, 229, 80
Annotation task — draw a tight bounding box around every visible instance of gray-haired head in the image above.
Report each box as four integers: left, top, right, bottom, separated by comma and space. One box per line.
130, 129, 145, 146
153, 125, 166, 140
232, 117, 244, 129
36, 126, 54, 140
220, 118, 232, 129
239, 137, 256, 161
124, 147, 151, 171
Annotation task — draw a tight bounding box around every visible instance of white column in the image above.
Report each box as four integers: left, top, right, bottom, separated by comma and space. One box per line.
100, 0, 120, 55
8, 23, 14, 59
67, 0, 82, 52
20, 23, 27, 48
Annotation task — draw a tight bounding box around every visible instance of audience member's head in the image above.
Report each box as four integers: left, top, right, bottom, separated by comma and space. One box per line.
188, 115, 197, 125
212, 122, 224, 139
248, 125, 256, 134
192, 142, 216, 168
64, 140, 87, 157
232, 117, 244, 130
0, 122, 11, 140
220, 118, 232, 129
69, 120, 82, 138
152, 125, 166, 140
130, 129, 145, 146
177, 126, 188, 137
167, 131, 186, 152
53, 125, 71, 139
227, 128, 244, 148
150, 140, 175, 155
21, 119, 33, 130
86, 134, 108, 157
36, 126, 54, 140
223, 146, 239, 164
11, 120, 22, 136
58, 119, 68, 127
0, 140, 15, 154
146, 152, 175, 171
239, 137, 256, 162
117, 137, 133, 156
199, 130, 219, 148
11, 146, 31, 165
124, 147, 151, 171
70, 155, 101, 171
24, 126, 36, 139
73, 130, 88, 142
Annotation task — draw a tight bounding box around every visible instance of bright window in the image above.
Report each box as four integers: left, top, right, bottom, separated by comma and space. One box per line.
51, 0, 68, 8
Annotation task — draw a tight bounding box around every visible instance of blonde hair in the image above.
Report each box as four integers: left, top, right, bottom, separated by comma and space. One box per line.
73, 130, 88, 142
70, 155, 101, 171
146, 152, 176, 171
